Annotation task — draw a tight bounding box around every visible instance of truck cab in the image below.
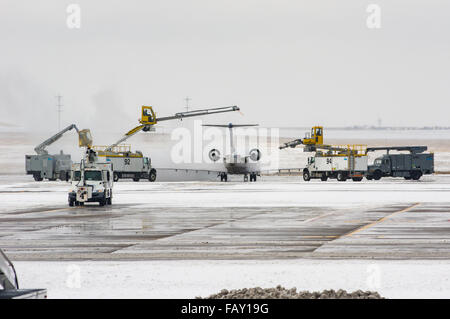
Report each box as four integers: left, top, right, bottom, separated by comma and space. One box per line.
68, 162, 113, 206
303, 126, 323, 145
141, 155, 152, 173
368, 156, 390, 174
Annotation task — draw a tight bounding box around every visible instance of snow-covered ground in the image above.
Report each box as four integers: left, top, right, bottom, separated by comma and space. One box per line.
14, 259, 450, 299
0, 174, 449, 212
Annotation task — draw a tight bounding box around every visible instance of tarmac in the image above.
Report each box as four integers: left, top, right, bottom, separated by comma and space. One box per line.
1, 174, 449, 261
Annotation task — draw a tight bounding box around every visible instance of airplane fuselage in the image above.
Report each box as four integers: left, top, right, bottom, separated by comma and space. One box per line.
223, 154, 260, 175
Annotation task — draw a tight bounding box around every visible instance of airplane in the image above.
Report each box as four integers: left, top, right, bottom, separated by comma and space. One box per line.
203, 123, 262, 182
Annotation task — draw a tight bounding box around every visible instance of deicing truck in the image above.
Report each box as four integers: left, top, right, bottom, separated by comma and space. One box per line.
366, 146, 434, 180
25, 124, 79, 181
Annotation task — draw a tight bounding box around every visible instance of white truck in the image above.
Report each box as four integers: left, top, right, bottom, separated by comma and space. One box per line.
68, 150, 114, 206
95, 145, 156, 182
302, 146, 368, 182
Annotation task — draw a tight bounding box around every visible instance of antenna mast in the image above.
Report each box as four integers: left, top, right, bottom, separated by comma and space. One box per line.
184, 97, 191, 112
56, 94, 63, 131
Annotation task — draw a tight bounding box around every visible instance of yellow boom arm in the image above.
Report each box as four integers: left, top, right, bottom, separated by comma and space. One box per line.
104, 105, 240, 152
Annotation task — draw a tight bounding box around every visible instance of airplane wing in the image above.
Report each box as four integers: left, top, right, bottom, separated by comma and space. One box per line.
155, 168, 226, 175
155, 167, 305, 176
202, 124, 258, 128
258, 167, 305, 175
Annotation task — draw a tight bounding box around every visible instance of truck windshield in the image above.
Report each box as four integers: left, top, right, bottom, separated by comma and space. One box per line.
143, 108, 154, 121
316, 127, 322, 136
73, 171, 81, 181
85, 171, 102, 181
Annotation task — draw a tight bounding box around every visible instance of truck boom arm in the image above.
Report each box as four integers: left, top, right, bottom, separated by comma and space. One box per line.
34, 124, 79, 155
279, 139, 303, 149
156, 106, 239, 122
104, 125, 147, 151
105, 106, 240, 152
366, 146, 427, 154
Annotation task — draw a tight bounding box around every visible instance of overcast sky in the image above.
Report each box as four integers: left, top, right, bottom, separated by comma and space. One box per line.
0, 0, 449, 132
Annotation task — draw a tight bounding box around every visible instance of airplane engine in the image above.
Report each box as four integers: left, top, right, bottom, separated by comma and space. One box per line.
209, 149, 221, 162
249, 148, 261, 161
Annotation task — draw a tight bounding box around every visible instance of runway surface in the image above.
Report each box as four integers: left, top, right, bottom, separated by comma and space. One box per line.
1, 174, 449, 261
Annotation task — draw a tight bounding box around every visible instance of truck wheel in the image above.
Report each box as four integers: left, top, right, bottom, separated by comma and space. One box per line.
412, 171, 422, 180
303, 170, 311, 181
320, 174, 328, 181
149, 170, 157, 182
366, 175, 373, 180
59, 171, 69, 182
352, 177, 363, 182
133, 176, 140, 182
113, 173, 119, 182
33, 175, 43, 182
404, 176, 411, 180
337, 172, 347, 182
373, 170, 382, 181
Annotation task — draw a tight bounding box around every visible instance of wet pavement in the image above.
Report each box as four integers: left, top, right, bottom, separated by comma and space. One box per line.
1, 175, 450, 260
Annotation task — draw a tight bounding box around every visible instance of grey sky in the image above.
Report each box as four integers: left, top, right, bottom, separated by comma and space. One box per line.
1, 0, 449, 132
